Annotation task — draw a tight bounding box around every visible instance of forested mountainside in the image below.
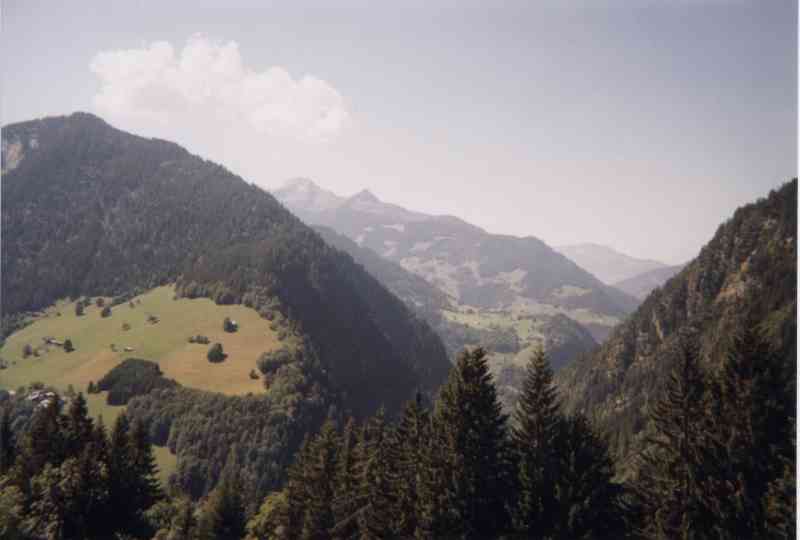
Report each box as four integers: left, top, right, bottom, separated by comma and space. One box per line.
314, 225, 598, 410
554, 243, 669, 285
558, 179, 797, 464
1, 112, 449, 418
274, 179, 639, 344
612, 263, 685, 299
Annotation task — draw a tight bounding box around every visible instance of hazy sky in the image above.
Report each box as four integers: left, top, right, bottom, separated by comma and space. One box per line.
3, 1, 796, 264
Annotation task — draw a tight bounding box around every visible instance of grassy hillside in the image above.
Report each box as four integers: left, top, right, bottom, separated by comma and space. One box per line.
0, 285, 292, 395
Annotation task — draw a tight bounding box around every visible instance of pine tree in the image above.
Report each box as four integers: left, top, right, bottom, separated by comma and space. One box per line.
107, 413, 137, 533
550, 413, 625, 539
14, 399, 65, 490
390, 393, 429, 537
169, 495, 198, 540
633, 334, 716, 539
25, 464, 68, 540
510, 347, 562, 536
418, 348, 511, 538
198, 477, 247, 540
64, 393, 93, 458
357, 410, 395, 539
0, 407, 15, 476
332, 417, 359, 538
282, 436, 313, 538
301, 420, 338, 540
705, 326, 795, 537
130, 420, 163, 526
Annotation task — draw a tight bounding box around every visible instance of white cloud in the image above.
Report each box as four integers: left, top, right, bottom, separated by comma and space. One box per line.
90, 35, 349, 142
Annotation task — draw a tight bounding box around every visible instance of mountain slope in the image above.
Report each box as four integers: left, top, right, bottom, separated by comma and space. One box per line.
557, 180, 797, 465
554, 243, 668, 285
612, 264, 685, 299
313, 225, 599, 410
274, 179, 639, 342
1, 112, 450, 418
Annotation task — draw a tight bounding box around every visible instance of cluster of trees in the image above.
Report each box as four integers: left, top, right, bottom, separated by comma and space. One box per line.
251, 347, 625, 539
124, 342, 336, 501
631, 329, 795, 539
95, 358, 179, 406
0, 395, 161, 539
0, 328, 793, 539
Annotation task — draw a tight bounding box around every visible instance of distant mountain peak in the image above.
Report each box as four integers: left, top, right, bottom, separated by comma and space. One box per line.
554, 243, 668, 285
280, 177, 321, 191
272, 178, 344, 215
350, 189, 381, 204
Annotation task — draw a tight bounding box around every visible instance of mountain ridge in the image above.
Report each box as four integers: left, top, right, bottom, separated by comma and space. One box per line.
1, 112, 451, 418
554, 243, 670, 285
556, 179, 797, 464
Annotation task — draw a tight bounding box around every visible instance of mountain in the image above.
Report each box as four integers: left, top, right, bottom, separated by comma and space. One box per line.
557, 179, 797, 467
1, 113, 452, 498
274, 179, 639, 344
554, 243, 669, 285
612, 263, 685, 299
313, 225, 599, 410
272, 177, 345, 216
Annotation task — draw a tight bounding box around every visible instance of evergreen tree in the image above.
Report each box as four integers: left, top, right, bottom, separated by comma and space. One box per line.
301, 419, 339, 539
25, 464, 68, 540
64, 393, 93, 458
550, 413, 625, 539
0, 407, 15, 476
357, 410, 395, 539
198, 477, 247, 540
107, 413, 137, 533
130, 420, 163, 528
417, 348, 511, 538
0, 478, 25, 540
510, 347, 562, 536
390, 393, 429, 537
331, 421, 365, 539
15, 399, 65, 490
705, 326, 795, 538
169, 495, 198, 540
282, 436, 313, 538
633, 334, 717, 539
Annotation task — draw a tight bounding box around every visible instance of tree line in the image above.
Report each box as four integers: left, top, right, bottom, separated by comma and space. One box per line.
1, 327, 794, 539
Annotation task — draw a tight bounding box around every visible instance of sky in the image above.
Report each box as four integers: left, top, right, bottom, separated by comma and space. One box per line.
2, 0, 797, 264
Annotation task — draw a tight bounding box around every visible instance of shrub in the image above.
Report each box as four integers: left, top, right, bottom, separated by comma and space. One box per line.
249, 369, 260, 380
101, 306, 111, 317
64, 339, 75, 353
75, 303, 84, 317
22, 344, 32, 358
121, 322, 131, 331
223, 317, 238, 333
96, 297, 105, 307
208, 343, 226, 363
